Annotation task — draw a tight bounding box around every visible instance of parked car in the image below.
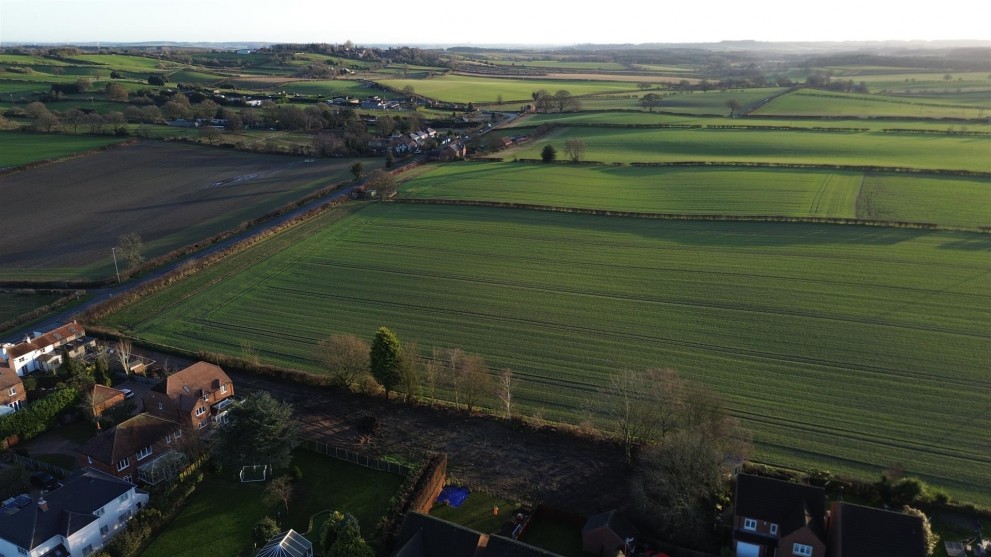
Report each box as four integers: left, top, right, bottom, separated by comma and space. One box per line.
120, 388, 134, 400
30, 472, 59, 491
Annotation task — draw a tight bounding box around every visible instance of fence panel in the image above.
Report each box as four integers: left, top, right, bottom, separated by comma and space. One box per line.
300, 438, 410, 477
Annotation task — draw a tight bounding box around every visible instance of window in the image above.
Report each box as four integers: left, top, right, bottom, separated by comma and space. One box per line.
136, 446, 152, 460
88, 456, 93, 464
195, 406, 206, 416
18, 549, 27, 556
158, 402, 164, 410
198, 419, 207, 429
770, 523, 778, 535
118, 492, 129, 503
121, 475, 132, 484
165, 434, 172, 444
175, 429, 182, 438
83, 545, 94, 556
100, 524, 110, 536
744, 518, 757, 531
7, 387, 15, 396
118, 510, 132, 525
95, 508, 104, 517
220, 384, 228, 394
116, 457, 130, 471
793, 543, 813, 557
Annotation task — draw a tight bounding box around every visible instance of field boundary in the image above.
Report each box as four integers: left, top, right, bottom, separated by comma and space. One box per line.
300, 439, 412, 476
0, 134, 135, 178
387, 198, 990, 232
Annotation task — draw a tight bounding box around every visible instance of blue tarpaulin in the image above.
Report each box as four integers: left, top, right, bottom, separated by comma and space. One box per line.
436, 486, 470, 508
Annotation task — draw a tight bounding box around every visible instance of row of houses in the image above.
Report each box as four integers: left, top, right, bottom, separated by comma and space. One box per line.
733, 473, 928, 557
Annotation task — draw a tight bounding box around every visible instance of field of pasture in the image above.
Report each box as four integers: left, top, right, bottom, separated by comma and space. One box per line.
756, 89, 988, 119
506, 126, 990, 172
0, 132, 124, 167
101, 202, 991, 504
377, 74, 640, 103
0, 141, 363, 281
398, 162, 989, 229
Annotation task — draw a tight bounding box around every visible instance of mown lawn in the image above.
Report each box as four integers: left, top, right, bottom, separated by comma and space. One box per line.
140, 449, 403, 557
103, 203, 991, 505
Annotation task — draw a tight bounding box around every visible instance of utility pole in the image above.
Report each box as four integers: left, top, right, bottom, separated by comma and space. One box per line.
111, 248, 121, 284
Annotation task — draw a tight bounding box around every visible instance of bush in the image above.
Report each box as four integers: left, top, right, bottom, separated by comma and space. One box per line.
252, 516, 281, 546
289, 465, 303, 482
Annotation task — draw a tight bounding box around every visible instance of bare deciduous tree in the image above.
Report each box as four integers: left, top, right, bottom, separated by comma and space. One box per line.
496, 368, 517, 419
397, 340, 423, 403
564, 139, 587, 163
595, 368, 684, 463
457, 353, 491, 415
265, 475, 295, 513
319, 334, 370, 390
115, 233, 144, 269
115, 338, 133, 375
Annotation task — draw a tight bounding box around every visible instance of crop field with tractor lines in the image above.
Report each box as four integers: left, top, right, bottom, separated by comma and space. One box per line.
101, 202, 991, 504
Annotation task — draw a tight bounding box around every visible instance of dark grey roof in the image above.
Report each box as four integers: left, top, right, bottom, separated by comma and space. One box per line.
485, 535, 565, 557
0, 468, 133, 551
582, 509, 636, 539
257, 529, 312, 557
393, 512, 482, 557
735, 474, 826, 541
829, 502, 926, 557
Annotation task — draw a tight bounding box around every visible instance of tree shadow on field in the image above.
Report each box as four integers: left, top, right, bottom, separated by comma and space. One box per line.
379, 203, 970, 249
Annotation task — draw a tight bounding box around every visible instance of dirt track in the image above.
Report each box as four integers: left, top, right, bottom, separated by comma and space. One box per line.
231, 371, 630, 514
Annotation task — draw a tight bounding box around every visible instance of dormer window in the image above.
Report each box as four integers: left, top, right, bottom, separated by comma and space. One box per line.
770, 523, 778, 535
793, 543, 813, 556
744, 518, 757, 531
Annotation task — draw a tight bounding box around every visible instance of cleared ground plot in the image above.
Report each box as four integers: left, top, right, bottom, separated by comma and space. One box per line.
0, 141, 360, 280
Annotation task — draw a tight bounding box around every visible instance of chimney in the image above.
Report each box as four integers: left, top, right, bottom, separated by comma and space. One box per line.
38, 498, 48, 512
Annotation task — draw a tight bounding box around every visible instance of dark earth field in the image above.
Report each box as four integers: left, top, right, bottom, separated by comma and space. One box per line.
0, 141, 360, 280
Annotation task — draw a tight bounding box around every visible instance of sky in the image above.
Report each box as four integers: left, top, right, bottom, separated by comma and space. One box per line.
1, 0, 989, 46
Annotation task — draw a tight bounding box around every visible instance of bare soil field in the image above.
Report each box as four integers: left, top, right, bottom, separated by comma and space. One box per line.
0, 141, 359, 281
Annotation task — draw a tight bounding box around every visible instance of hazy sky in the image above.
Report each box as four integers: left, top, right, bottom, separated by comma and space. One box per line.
1, 0, 989, 45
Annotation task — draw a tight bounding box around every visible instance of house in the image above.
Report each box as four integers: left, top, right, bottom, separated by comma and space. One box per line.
90, 384, 127, 418
0, 467, 148, 557
391, 512, 564, 557
143, 361, 234, 430
75, 413, 185, 484
0, 322, 87, 376
257, 529, 313, 557
0, 360, 26, 413
582, 509, 637, 555
733, 474, 827, 557
826, 502, 926, 557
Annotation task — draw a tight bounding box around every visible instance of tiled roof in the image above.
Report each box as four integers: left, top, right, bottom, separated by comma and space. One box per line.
735, 474, 826, 541
153, 361, 230, 400
394, 512, 483, 557
829, 502, 926, 557
0, 365, 22, 391
4, 323, 84, 359
76, 413, 177, 466
0, 467, 133, 550
92, 384, 125, 407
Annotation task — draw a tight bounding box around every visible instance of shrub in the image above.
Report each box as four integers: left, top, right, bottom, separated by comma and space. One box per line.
252, 516, 281, 546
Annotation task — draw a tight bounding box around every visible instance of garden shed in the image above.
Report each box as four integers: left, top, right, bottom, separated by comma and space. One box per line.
582, 509, 637, 556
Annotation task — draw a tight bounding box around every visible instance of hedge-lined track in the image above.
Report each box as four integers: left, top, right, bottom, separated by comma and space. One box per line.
102, 203, 991, 503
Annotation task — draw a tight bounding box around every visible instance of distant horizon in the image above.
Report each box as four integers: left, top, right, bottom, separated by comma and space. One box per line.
2, 0, 989, 46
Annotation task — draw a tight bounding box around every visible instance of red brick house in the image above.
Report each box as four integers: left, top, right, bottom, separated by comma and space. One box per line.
826, 502, 926, 557
75, 413, 183, 484
0, 361, 26, 413
143, 362, 234, 431
733, 474, 827, 557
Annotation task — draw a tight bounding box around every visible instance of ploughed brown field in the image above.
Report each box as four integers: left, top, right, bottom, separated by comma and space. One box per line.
0, 141, 357, 280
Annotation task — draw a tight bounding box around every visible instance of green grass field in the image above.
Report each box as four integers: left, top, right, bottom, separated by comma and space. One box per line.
102, 202, 991, 504
400, 162, 864, 219
378, 74, 640, 103
0, 132, 123, 167
140, 450, 403, 557
756, 89, 988, 119
399, 163, 988, 229
0, 290, 63, 324
506, 126, 991, 172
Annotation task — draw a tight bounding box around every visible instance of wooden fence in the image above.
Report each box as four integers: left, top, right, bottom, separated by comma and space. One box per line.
10, 453, 70, 478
